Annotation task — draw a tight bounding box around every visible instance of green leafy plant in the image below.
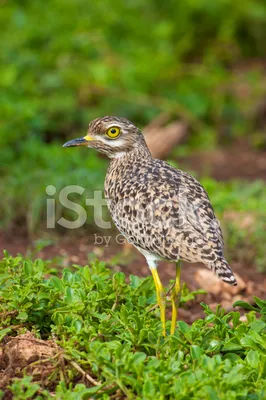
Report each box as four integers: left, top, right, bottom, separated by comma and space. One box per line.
0, 253, 265, 399
1, 1, 266, 280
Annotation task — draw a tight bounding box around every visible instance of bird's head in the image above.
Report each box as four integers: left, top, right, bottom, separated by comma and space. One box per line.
63, 116, 149, 158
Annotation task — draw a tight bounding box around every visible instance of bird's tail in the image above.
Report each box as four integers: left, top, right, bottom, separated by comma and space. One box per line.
209, 257, 237, 286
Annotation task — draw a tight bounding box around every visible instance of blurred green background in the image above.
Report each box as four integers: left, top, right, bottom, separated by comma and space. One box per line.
1, 0, 266, 271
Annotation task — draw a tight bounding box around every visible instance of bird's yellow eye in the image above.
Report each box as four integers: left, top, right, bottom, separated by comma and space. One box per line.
106, 126, 121, 139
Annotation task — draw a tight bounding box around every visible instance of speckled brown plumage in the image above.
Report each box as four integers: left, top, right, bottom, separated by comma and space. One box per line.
64, 116, 237, 286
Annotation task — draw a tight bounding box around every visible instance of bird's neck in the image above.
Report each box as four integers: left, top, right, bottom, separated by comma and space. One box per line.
105, 143, 152, 192
109, 142, 152, 164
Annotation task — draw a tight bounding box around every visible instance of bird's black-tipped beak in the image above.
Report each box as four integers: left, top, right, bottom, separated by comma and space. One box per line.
63, 136, 93, 148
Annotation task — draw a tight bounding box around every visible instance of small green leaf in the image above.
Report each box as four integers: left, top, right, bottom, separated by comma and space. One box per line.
17, 311, 28, 321
143, 380, 155, 397
178, 321, 190, 335
51, 276, 65, 292
23, 261, 33, 277
138, 296, 147, 307
0, 328, 12, 342
129, 274, 142, 288
113, 272, 125, 284
232, 311, 241, 328
131, 352, 146, 365
222, 343, 243, 352
246, 350, 260, 368
250, 320, 266, 333
191, 345, 203, 360
65, 287, 75, 304
233, 301, 258, 311
253, 296, 266, 310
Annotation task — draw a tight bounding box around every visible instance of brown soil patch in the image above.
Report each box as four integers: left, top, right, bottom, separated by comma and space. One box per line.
0, 332, 58, 395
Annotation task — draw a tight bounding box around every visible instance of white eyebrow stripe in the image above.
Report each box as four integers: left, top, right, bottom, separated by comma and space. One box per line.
97, 136, 125, 147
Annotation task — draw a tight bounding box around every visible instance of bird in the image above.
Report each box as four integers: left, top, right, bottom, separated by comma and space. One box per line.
63, 116, 237, 336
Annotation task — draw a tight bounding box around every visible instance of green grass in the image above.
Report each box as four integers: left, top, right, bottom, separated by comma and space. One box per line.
0, 253, 266, 399
1, 0, 266, 149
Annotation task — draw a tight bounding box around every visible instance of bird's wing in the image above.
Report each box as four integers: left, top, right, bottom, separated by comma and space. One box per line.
177, 170, 224, 248
138, 160, 225, 252
107, 158, 224, 262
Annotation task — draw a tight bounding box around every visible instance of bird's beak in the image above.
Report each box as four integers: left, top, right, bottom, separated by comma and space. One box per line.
62, 134, 94, 148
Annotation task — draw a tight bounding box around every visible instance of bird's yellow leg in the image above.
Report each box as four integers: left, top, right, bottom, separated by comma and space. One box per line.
171, 261, 181, 335
150, 267, 166, 337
